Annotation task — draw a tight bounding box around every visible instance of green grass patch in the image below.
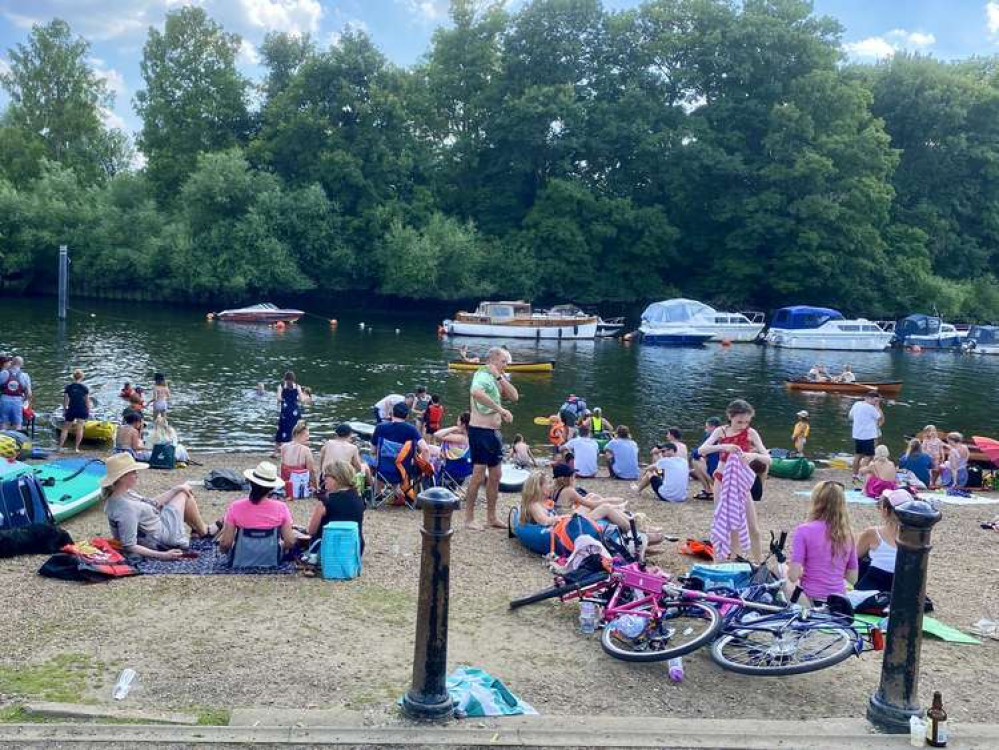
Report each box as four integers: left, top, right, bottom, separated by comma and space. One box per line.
195, 708, 231, 726
0, 654, 101, 703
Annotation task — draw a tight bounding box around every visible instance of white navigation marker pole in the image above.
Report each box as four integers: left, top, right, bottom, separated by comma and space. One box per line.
57, 244, 68, 320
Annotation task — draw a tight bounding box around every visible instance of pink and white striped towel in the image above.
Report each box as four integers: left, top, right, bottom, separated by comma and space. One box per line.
710, 456, 754, 559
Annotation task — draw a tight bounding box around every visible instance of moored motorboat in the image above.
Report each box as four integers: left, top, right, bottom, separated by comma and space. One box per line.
545, 304, 625, 337
894, 314, 965, 349
215, 303, 304, 324
785, 380, 903, 398
447, 360, 554, 373
765, 306, 893, 351
639, 328, 716, 347
964, 325, 999, 355
442, 301, 598, 339
639, 299, 765, 343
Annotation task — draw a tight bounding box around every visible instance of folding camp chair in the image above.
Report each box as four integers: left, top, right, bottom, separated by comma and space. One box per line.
369, 438, 424, 509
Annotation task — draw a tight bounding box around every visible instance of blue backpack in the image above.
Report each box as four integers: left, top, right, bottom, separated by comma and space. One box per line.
319, 521, 361, 580
0, 472, 54, 531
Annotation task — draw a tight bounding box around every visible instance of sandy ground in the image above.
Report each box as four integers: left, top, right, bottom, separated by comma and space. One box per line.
1, 448, 998, 726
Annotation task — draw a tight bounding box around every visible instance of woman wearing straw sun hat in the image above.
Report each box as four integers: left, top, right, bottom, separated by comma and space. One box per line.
217, 461, 300, 554
102, 453, 220, 560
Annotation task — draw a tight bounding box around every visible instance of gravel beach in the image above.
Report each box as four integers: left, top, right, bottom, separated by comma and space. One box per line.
2, 448, 997, 725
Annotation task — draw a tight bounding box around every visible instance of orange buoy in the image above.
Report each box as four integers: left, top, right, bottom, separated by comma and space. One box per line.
721, 339, 732, 347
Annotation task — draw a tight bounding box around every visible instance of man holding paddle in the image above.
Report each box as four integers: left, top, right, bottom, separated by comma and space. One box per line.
465, 347, 518, 531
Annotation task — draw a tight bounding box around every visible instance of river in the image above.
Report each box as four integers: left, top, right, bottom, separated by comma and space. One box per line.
1, 298, 996, 455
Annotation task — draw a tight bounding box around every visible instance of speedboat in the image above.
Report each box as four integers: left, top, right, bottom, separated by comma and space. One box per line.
215, 303, 304, 324
894, 314, 965, 349
442, 301, 598, 339
545, 304, 625, 337
964, 325, 999, 355
638, 299, 765, 343
764, 306, 893, 351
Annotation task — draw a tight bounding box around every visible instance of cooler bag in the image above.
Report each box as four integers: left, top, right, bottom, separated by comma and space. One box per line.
320, 521, 361, 580
148, 443, 177, 470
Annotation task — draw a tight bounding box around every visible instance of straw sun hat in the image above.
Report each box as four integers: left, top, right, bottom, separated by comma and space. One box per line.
243, 461, 284, 489
100, 452, 148, 488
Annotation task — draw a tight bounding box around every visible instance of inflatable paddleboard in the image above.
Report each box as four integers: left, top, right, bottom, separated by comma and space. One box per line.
14, 458, 106, 524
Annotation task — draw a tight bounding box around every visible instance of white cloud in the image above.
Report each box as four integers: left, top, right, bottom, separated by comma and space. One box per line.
100, 106, 128, 131
0, 58, 9, 76
2, 11, 41, 30
89, 59, 129, 98
988, 2, 999, 37
237, 38, 260, 65
238, 0, 322, 35
397, 0, 448, 23
843, 28, 936, 61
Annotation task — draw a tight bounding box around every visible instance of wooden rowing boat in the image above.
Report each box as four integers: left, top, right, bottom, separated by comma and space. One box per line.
447, 360, 555, 373
785, 380, 903, 398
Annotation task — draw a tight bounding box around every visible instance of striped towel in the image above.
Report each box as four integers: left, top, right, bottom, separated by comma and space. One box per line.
710, 456, 754, 559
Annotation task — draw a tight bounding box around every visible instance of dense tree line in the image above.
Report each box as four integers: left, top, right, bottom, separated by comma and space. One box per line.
2, 0, 999, 319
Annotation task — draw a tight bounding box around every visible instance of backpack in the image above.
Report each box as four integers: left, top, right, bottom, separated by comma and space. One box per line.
203, 469, 249, 492
0, 472, 54, 531
148, 443, 176, 470
228, 527, 282, 569
318, 521, 361, 580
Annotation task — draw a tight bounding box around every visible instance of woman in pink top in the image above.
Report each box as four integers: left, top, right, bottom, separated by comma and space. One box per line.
218, 461, 298, 553
788, 480, 858, 605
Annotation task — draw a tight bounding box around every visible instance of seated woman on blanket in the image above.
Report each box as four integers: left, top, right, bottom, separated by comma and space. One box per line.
218, 461, 299, 554
520, 467, 664, 545
787, 481, 858, 606
103, 453, 220, 560
859, 444, 896, 498
854, 489, 906, 593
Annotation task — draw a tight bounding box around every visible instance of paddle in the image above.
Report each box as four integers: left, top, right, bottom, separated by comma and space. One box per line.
533, 416, 551, 426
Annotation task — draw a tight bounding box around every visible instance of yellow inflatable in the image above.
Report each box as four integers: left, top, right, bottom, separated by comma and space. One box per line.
82, 421, 116, 442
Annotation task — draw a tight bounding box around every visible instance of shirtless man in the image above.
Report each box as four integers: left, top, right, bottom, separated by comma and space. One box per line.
319, 423, 372, 484
464, 347, 518, 530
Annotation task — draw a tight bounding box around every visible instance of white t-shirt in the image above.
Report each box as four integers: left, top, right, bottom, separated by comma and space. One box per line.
655, 456, 689, 502
565, 436, 600, 477
374, 394, 405, 420
849, 401, 881, 440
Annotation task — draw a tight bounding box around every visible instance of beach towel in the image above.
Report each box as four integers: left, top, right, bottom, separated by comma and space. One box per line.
796, 489, 877, 505
135, 537, 297, 575
854, 613, 980, 645
916, 491, 999, 506
445, 666, 537, 718
710, 457, 754, 560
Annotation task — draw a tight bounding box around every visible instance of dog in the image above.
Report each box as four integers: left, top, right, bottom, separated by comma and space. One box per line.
0, 524, 73, 558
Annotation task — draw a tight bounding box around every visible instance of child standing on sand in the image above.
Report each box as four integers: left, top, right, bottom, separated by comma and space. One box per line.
548, 415, 567, 459
792, 410, 810, 456
511, 434, 537, 469
152, 373, 171, 418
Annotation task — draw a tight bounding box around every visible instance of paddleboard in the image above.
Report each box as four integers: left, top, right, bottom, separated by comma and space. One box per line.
499, 463, 530, 493
346, 421, 376, 440
16, 458, 106, 524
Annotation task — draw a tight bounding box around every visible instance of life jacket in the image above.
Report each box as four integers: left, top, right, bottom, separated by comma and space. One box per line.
2, 372, 25, 398
425, 403, 444, 431
548, 422, 566, 446
591, 416, 603, 432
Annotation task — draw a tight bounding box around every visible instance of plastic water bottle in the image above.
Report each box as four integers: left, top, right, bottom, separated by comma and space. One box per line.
579, 602, 597, 635
668, 657, 684, 683
609, 614, 646, 639
112, 668, 137, 700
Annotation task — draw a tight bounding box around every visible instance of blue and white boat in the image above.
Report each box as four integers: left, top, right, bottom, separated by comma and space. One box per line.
638, 299, 765, 345
964, 325, 999, 355
764, 306, 893, 351
894, 314, 965, 349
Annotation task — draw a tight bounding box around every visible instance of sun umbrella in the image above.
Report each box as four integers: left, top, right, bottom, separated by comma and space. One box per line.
972, 436, 999, 467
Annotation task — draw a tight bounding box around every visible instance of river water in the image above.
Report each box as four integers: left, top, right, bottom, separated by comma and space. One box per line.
1, 298, 996, 455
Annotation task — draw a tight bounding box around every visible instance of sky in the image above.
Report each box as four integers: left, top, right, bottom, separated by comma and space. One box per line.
1, 0, 999, 139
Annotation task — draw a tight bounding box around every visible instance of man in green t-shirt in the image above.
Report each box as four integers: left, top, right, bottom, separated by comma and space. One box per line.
465, 347, 518, 530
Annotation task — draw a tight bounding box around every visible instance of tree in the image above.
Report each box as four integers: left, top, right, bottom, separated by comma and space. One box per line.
259, 32, 315, 101
135, 6, 250, 199
0, 19, 114, 183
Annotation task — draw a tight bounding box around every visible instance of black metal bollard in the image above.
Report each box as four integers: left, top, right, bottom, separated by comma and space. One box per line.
401, 487, 461, 721
868, 498, 942, 733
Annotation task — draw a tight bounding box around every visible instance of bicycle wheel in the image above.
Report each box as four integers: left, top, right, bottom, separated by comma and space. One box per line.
600, 601, 722, 662
508, 571, 609, 610
710, 614, 857, 676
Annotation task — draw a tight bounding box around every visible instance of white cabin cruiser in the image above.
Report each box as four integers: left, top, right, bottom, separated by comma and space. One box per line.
545, 304, 625, 337
764, 306, 893, 351
442, 301, 598, 339
639, 299, 765, 344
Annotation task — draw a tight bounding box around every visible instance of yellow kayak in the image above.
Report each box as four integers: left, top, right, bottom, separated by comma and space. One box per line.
447, 360, 555, 373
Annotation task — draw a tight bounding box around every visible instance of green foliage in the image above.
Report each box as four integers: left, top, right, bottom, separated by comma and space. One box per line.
2, 2, 999, 315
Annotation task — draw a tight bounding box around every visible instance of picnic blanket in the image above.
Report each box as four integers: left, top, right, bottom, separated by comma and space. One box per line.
854, 613, 980, 645
795, 489, 999, 506
135, 537, 297, 576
